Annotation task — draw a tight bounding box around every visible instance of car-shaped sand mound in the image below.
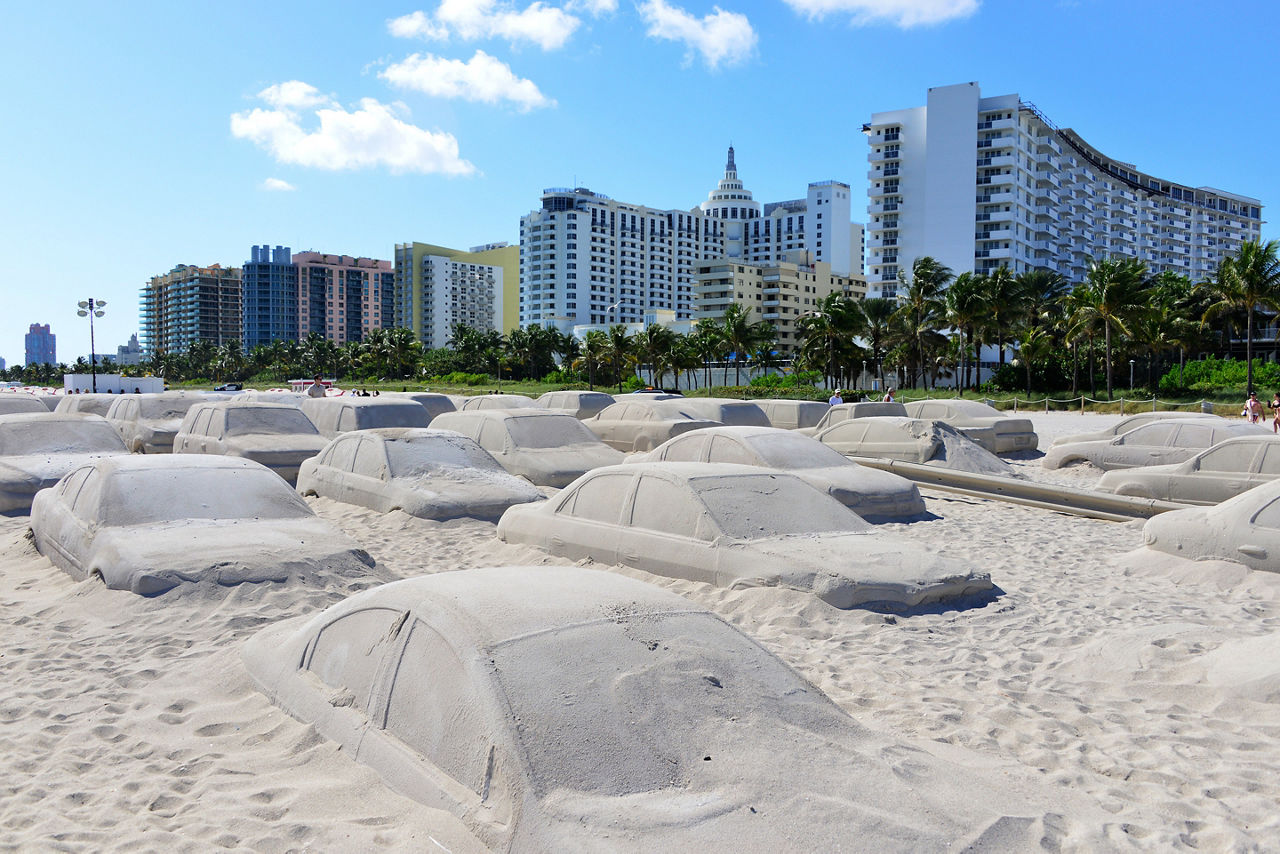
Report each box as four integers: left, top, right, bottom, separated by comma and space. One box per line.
1044, 418, 1267, 470
175, 401, 328, 484
431, 410, 623, 487
815, 416, 1017, 476
1142, 477, 1280, 573
631, 425, 925, 521
242, 565, 1083, 852
1097, 435, 1280, 504
903, 399, 1037, 453
498, 462, 991, 609
0, 413, 130, 514
31, 455, 377, 594
297, 428, 543, 520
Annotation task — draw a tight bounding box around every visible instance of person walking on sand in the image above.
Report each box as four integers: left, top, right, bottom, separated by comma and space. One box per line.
1270, 392, 1280, 433
1245, 391, 1263, 423
882, 387, 895, 403
828, 389, 843, 406
307, 374, 327, 399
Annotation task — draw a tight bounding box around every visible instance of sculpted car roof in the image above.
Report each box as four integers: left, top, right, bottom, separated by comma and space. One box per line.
82, 454, 268, 475
590, 460, 801, 481
0, 412, 113, 427
328, 565, 706, 646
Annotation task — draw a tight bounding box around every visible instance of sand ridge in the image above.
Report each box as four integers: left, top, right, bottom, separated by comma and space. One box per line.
3, 411, 1280, 849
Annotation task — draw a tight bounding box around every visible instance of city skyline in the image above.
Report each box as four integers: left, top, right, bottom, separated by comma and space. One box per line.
3, 0, 1277, 366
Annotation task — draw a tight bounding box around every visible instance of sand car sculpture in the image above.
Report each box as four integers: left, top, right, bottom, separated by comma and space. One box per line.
106, 392, 207, 453
297, 428, 543, 520
796, 401, 909, 437
498, 462, 991, 609
1097, 436, 1280, 504
31, 455, 376, 595
1050, 411, 1223, 447
458, 394, 540, 411
902, 399, 1038, 453
388, 392, 457, 421
174, 402, 327, 485
631, 426, 925, 521
1142, 477, 1280, 573
300, 397, 433, 438
752, 398, 829, 431
582, 400, 721, 452
230, 390, 309, 407
243, 565, 1082, 852
0, 396, 49, 416
0, 413, 130, 514
814, 416, 1016, 476
54, 393, 121, 418
1043, 418, 1268, 471
431, 410, 622, 487
657, 398, 771, 428
534, 390, 615, 420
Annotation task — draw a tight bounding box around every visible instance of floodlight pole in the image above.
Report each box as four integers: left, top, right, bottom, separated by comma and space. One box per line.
77, 297, 107, 393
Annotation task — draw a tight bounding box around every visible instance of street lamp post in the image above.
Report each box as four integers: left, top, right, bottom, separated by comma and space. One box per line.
77, 298, 107, 393
861, 360, 867, 391
1129, 359, 1135, 390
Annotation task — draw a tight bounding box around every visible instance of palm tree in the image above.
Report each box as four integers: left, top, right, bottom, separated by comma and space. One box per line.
573, 330, 609, 390
944, 272, 990, 391
1201, 239, 1280, 394
604, 324, 638, 392
1066, 257, 1150, 400
859, 297, 897, 389
691, 322, 724, 390
637, 323, 677, 388
796, 292, 864, 390
981, 265, 1025, 367
719, 304, 774, 387
893, 257, 951, 389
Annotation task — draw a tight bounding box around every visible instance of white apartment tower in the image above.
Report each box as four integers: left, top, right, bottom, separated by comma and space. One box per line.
520, 148, 863, 330
864, 82, 1264, 296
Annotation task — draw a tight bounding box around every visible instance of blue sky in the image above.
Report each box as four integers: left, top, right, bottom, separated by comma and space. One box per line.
2, 0, 1276, 367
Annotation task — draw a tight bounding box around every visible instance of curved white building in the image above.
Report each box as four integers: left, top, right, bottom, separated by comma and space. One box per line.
864, 82, 1263, 295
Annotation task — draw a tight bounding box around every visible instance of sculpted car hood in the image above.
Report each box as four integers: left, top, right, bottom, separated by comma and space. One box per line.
230, 434, 328, 455
0, 452, 127, 486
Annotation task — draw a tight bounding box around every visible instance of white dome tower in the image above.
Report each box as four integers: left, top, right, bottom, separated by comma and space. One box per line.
699, 145, 760, 260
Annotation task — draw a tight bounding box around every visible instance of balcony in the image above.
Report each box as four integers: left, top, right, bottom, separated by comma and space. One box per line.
1033, 205, 1061, 221
867, 166, 900, 180
976, 154, 1016, 170
1035, 135, 1063, 154
868, 202, 901, 214
975, 246, 1013, 259
976, 117, 1015, 131
1035, 171, 1062, 189
867, 148, 901, 164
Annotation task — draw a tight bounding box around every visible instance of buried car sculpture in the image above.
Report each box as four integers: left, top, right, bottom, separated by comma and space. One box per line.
243, 565, 1095, 853
1097, 435, 1280, 504
1142, 477, 1280, 574
498, 462, 991, 609
431, 410, 622, 487
1043, 418, 1268, 471
31, 455, 376, 594
297, 428, 543, 520
174, 402, 327, 485
631, 426, 925, 521
0, 413, 130, 514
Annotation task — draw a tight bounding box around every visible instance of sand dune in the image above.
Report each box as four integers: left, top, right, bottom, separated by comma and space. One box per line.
3, 411, 1280, 849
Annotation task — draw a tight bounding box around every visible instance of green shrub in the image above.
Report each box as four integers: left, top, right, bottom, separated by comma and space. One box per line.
1159, 357, 1280, 395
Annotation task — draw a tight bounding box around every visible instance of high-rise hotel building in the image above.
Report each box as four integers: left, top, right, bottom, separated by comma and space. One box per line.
393, 242, 518, 348
864, 82, 1263, 296
140, 264, 242, 356
519, 148, 862, 331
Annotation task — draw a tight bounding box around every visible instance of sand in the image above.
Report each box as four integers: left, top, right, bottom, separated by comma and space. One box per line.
4, 411, 1280, 850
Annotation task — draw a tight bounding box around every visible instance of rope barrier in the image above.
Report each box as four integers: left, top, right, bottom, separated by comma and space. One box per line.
893, 394, 1228, 416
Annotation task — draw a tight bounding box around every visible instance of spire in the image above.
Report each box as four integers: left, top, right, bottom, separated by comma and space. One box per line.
726, 144, 736, 174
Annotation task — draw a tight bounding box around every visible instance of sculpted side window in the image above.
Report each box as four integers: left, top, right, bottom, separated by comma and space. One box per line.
709, 436, 757, 466
1252, 496, 1280, 531
1119, 423, 1176, 446
305, 607, 404, 713
629, 477, 706, 539
1176, 424, 1215, 448
561, 473, 632, 524
1258, 445, 1280, 475
1198, 443, 1258, 473
354, 440, 387, 478
658, 434, 707, 462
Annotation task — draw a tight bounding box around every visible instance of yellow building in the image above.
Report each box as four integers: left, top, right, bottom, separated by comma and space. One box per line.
693, 257, 867, 353
393, 242, 519, 348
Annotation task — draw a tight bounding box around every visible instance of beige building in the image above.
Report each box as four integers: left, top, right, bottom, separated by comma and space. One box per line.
693, 257, 867, 353
393, 242, 519, 348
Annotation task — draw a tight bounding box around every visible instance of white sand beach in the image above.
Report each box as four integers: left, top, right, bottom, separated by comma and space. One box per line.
4, 411, 1280, 850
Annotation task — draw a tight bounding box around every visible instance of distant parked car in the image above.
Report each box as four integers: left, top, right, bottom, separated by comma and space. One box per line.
458, 394, 539, 411
106, 392, 207, 453
583, 400, 721, 452
174, 402, 327, 484
388, 392, 457, 422
795, 402, 908, 437
242, 565, 1055, 852
300, 397, 432, 438
631, 426, 925, 521
0, 414, 130, 514
499, 462, 992, 609
54, 393, 121, 418
753, 399, 829, 431
296, 428, 543, 519
656, 397, 770, 428
1143, 477, 1280, 573
1096, 435, 1280, 504
0, 396, 49, 416
1051, 411, 1222, 447
431, 410, 622, 487
1043, 418, 1268, 470
213, 382, 243, 392
902, 400, 1037, 453
31, 455, 375, 595
535, 390, 615, 420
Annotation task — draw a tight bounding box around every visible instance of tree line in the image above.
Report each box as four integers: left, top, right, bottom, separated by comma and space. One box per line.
5, 240, 1276, 396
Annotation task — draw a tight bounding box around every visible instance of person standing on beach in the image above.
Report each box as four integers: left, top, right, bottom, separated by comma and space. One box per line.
1270, 392, 1280, 433
307, 374, 327, 398
828, 389, 843, 406
882, 387, 895, 403
1245, 391, 1263, 423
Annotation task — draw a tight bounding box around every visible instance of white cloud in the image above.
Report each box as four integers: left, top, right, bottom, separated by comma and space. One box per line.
638, 0, 756, 69
566, 0, 616, 14
231, 83, 474, 176
380, 51, 555, 111
781, 0, 978, 27
388, 1, 581, 51
260, 177, 297, 191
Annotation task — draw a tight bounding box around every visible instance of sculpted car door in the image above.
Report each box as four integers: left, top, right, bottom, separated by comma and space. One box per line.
1193, 442, 1262, 502
1255, 444, 1280, 492
1108, 423, 1177, 468
68, 468, 106, 578
327, 437, 360, 504
43, 467, 92, 570
351, 439, 391, 511
620, 474, 714, 584
209, 411, 228, 455
550, 471, 633, 563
